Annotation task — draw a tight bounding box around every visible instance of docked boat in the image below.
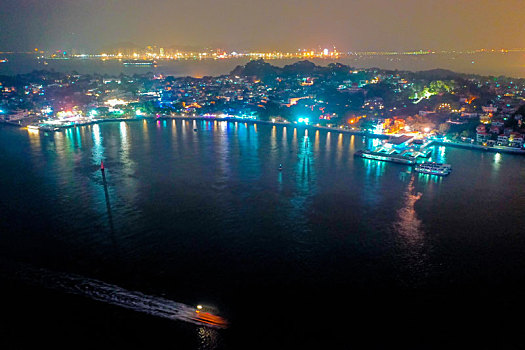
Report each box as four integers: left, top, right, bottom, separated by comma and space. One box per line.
414, 162, 451, 176
354, 149, 417, 165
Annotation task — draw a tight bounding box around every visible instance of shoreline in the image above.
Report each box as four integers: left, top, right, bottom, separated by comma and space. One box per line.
3, 116, 524, 155
431, 140, 525, 155
4, 115, 389, 139
158, 115, 390, 139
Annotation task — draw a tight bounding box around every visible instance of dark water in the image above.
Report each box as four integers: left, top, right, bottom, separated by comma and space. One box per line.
1, 52, 525, 77
1, 120, 525, 348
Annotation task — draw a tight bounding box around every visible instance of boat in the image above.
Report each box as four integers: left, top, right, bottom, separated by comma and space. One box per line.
354, 149, 417, 165
414, 162, 451, 176
193, 304, 228, 328
122, 59, 156, 66
0, 58, 7, 63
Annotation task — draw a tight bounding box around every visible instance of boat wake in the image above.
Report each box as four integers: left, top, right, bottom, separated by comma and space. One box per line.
8, 264, 228, 329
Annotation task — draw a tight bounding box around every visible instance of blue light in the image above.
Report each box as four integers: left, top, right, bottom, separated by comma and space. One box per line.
41, 106, 53, 115
298, 117, 309, 124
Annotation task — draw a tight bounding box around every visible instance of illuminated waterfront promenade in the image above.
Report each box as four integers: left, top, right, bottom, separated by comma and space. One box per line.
17, 114, 525, 156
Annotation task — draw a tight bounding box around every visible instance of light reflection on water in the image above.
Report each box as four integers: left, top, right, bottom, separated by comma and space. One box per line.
393, 175, 430, 285
493, 152, 502, 171
197, 327, 221, 350
430, 145, 447, 164
364, 158, 386, 178
295, 127, 315, 196
27, 128, 41, 152
394, 175, 424, 247
92, 123, 104, 164
416, 172, 443, 185
337, 133, 344, 164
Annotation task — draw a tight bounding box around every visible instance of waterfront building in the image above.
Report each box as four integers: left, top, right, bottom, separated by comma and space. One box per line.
509, 133, 524, 147
476, 132, 490, 143
497, 135, 509, 144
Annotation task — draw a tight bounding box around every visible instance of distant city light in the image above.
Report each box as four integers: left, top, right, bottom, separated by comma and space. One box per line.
41, 106, 53, 115
105, 98, 129, 107
57, 111, 77, 118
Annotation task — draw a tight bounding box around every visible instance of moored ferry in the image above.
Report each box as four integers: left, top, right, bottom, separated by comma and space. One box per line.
414, 162, 451, 176
354, 149, 417, 165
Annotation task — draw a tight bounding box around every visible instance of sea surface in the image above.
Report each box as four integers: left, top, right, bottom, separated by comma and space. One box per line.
1, 52, 525, 78
1, 120, 525, 348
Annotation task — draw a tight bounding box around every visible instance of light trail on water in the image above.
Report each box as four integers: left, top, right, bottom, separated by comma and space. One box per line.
9, 264, 228, 329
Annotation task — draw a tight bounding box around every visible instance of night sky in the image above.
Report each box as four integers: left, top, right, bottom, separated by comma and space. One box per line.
1, 0, 524, 51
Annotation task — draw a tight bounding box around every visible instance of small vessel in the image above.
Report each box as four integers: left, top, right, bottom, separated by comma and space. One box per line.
100, 160, 105, 171
122, 59, 156, 66
193, 304, 228, 328
279, 163, 283, 171
414, 162, 451, 176
0, 58, 7, 63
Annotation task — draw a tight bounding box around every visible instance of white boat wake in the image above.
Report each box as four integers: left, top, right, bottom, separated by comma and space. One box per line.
11, 264, 228, 329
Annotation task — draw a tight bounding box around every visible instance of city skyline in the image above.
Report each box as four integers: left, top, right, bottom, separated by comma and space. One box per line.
2, 0, 525, 52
